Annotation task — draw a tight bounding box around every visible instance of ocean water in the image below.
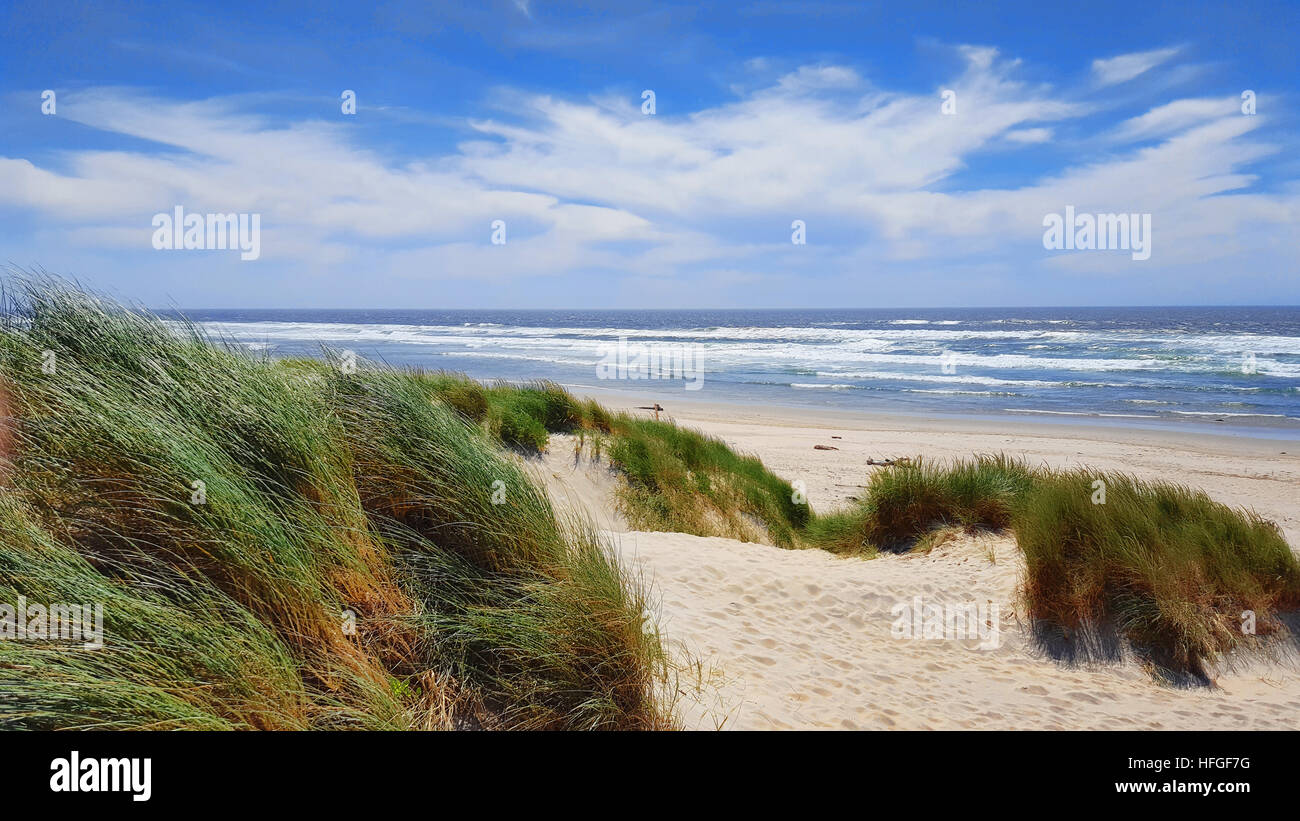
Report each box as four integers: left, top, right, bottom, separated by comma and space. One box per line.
173, 306, 1300, 438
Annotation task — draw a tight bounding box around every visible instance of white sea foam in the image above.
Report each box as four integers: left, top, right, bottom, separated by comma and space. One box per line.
815, 371, 1065, 387
192, 320, 1300, 361
1171, 411, 1291, 418
1002, 409, 1160, 419
905, 389, 1021, 396
186, 318, 1300, 411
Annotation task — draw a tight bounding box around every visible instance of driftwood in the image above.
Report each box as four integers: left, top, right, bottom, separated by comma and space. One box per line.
814, 444, 839, 451
831, 435, 842, 439
636, 404, 665, 421
866, 457, 912, 466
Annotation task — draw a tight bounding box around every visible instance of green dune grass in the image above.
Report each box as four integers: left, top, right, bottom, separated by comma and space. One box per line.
802, 456, 1300, 678
0, 281, 671, 730
603, 417, 809, 547
407, 370, 808, 547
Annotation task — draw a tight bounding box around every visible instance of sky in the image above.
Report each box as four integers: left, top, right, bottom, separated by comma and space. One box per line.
0, 0, 1297, 309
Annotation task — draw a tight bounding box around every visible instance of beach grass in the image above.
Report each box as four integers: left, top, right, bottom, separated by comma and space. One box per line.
0, 280, 671, 730
603, 417, 808, 547
406, 370, 808, 547
1015, 468, 1300, 677
803, 456, 1300, 677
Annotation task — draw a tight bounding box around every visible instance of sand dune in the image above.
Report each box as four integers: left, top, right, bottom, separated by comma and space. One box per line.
615, 529, 1300, 730
523, 412, 1300, 731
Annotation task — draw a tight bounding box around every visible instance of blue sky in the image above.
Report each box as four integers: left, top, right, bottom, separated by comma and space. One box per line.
1, 0, 1297, 308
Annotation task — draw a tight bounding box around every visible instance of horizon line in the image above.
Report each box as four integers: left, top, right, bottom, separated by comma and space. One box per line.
151, 304, 1300, 312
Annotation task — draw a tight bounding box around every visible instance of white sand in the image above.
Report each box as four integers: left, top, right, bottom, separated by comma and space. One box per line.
615, 529, 1300, 730
523, 403, 1300, 730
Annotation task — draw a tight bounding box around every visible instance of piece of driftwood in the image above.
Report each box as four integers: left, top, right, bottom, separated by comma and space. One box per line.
636, 404, 665, 420
831, 435, 842, 439
866, 457, 912, 466
814, 444, 839, 450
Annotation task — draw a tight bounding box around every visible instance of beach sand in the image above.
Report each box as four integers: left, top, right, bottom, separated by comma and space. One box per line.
524, 398, 1300, 730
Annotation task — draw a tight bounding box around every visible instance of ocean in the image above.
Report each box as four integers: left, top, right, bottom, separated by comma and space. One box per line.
172, 306, 1300, 438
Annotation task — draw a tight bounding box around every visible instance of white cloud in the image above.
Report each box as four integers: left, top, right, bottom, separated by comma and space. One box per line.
0, 42, 1295, 306
1111, 96, 1239, 142
1091, 47, 1181, 86
1004, 127, 1053, 143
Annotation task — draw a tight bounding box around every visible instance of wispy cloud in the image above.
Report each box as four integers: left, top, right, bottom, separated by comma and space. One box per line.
1091, 47, 1181, 86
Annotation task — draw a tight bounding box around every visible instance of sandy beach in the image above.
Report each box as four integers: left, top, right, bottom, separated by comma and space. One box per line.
529, 396, 1300, 730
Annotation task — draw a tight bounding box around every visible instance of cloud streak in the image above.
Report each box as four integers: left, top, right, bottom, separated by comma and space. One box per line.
1091, 47, 1181, 86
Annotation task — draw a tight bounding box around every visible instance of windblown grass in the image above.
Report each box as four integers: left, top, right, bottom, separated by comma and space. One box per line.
604, 417, 809, 547
803, 456, 1300, 677
401, 371, 806, 546
1015, 469, 1300, 677
329, 366, 664, 726
804, 455, 1034, 555
406, 372, 584, 453
0, 279, 671, 730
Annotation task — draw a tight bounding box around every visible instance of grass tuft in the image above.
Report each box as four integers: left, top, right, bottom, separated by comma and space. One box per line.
604, 417, 808, 547
803, 456, 1300, 677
